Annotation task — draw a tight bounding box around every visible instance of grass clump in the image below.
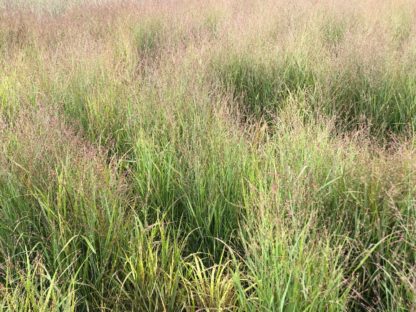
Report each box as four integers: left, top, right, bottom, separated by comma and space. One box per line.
133, 18, 165, 58
213, 52, 316, 119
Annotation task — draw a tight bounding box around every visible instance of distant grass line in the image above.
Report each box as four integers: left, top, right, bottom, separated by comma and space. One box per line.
0, 0, 415, 311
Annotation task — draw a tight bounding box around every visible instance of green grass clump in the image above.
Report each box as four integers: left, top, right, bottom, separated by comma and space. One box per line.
321, 15, 347, 48
236, 220, 349, 311
214, 50, 416, 136
213, 53, 316, 119
324, 62, 416, 135
133, 18, 165, 58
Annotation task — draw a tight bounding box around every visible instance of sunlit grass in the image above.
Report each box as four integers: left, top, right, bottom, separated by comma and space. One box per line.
0, 0, 415, 311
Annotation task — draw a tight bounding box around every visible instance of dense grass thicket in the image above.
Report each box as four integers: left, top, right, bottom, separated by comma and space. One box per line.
0, 0, 415, 311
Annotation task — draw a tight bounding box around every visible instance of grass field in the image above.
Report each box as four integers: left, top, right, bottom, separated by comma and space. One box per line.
0, 0, 415, 310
